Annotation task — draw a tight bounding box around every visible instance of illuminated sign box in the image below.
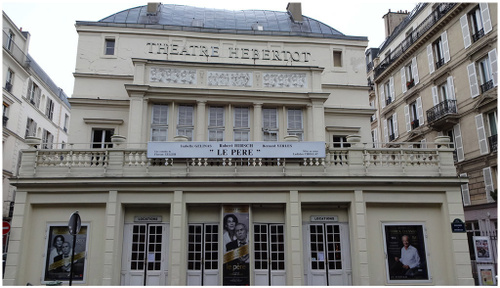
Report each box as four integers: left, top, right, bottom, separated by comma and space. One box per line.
147, 141, 325, 158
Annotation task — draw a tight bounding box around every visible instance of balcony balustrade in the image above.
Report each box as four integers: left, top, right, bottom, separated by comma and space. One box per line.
488, 134, 497, 153
17, 138, 458, 180
426, 99, 458, 123
480, 80, 494, 94
374, 3, 456, 79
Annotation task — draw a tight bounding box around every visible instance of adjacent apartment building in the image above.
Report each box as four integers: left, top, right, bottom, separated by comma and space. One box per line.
5, 3, 474, 285
366, 3, 497, 285
2, 12, 71, 255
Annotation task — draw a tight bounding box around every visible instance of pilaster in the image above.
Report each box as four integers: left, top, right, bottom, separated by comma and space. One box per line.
169, 190, 186, 285
253, 103, 262, 141
352, 190, 370, 285
103, 190, 120, 285
196, 101, 206, 141
127, 93, 145, 148
287, 190, 303, 285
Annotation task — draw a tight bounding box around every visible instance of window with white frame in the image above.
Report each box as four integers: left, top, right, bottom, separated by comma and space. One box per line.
25, 117, 37, 137
177, 105, 194, 140
486, 110, 497, 139
63, 114, 69, 133
380, 77, 394, 109
208, 106, 224, 141
427, 32, 450, 74
332, 136, 350, 148
27, 80, 41, 108
371, 129, 378, 148
287, 108, 303, 140
370, 100, 376, 122
42, 129, 54, 149
151, 104, 169, 141
5, 68, 14, 92
405, 97, 423, 131
401, 58, 419, 93
3, 103, 9, 127
459, 173, 471, 206
461, 4, 492, 48
234, 107, 250, 141
92, 128, 114, 148
262, 108, 278, 141
467, 49, 497, 98
104, 37, 116, 55
7, 30, 14, 51
45, 98, 54, 120
384, 113, 398, 143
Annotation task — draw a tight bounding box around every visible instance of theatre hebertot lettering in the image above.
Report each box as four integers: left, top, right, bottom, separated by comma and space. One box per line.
5, 2, 473, 285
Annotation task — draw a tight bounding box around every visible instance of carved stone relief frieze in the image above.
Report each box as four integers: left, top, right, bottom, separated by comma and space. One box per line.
262, 72, 307, 88
207, 71, 253, 87
150, 67, 197, 84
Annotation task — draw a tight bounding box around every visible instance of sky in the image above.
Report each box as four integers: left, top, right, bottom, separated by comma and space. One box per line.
2, 0, 417, 97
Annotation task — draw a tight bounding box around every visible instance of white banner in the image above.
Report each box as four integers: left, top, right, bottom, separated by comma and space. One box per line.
147, 141, 325, 158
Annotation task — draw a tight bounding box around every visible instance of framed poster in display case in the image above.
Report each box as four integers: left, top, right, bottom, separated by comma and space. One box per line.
477, 264, 496, 286
382, 223, 431, 283
222, 205, 250, 286
42, 223, 89, 284
473, 236, 493, 263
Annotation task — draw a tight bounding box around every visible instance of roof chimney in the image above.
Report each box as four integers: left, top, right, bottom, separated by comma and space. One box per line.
287, 2, 303, 23
382, 9, 409, 38
147, 2, 161, 15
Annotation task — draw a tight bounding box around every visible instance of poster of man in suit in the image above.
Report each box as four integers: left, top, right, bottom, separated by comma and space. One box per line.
223, 206, 249, 286
43, 224, 88, 283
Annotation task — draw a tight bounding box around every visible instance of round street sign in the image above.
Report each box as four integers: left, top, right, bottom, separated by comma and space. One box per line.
68, 211, 81, 235
3, 221, 11, 235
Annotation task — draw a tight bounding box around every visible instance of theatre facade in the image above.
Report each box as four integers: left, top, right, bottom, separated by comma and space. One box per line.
4, 3, 473, 286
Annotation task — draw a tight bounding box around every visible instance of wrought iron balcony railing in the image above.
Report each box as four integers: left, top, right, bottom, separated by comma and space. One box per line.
472, 28, 485, 43
4, 82, 12, 93
426, 99, 457, 123
435, 58, 445, 70
488, 134, 497, 153
411, 119, 420, 130
481, 80, 494, 93
374, 3, 456, 79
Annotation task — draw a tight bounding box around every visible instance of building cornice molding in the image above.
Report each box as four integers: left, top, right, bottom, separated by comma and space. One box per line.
324, 107, 375, 116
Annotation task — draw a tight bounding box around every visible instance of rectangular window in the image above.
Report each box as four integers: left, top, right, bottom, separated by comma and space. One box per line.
333, 51, 342, 67
45, 98, 54, 120
91, 128, 114, 148
7, 30, 14, 51
42, 129, 54, 149
208, 106, 224, 141
332, 136, 351, 148
25, 117, 37, 137
410, 101, 419, 129
262, 108, 278, 141
5, 69, 14, 92
64, 114, 69, 133
27, 81, 41, 108
151, 104, 169, 141
287, 108, 303, 140
405, 63, 414, 88
478, 55, 493, 93
177, 105, 194, 140
3, 103, 9, 127
433, 37, 445, 69
105, 38, 115, 55
469, 5, 485, 42
234, 107, 250, 141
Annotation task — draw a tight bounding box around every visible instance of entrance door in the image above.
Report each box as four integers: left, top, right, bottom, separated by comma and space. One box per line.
121, 223, 168, 285
187, 224, 219, 286
305, 223, 351, 286
254, 224, 286, 286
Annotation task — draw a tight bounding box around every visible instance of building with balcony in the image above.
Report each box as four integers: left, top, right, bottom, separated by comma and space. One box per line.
2, 11, 71, 258
5, 3, 473, 286
366, 3, 497, 285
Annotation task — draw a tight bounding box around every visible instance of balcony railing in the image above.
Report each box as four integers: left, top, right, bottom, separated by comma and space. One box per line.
3, 116, 8, 127
374, 3, 456, 79
406, 79, 415, 90
411, 119, 420, 130
472, 28, 485, 43
426, 99, 457, 123
386, 97, 393, 106
435, 58, 445, 70
481, 80, 494, 93
17, 139, 459, 179
488, 134, 497, 153
4, 82, 12, 93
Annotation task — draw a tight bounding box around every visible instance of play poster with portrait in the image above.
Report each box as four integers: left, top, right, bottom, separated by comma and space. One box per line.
473, 236, 493, 262
222, 206, 249, 286
383, 223, 430, 283
42, 224, 88, 284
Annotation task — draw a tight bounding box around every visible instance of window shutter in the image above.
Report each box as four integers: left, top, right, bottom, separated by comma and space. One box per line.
488, 49, 498, 87
389, 77, 395, 100
401, 67, 407, 93
380, 86, 386, 108
460, 173, 471, 206
441, 31, 450, 63
383, 119, 389, 143
432, 86, 439, 106
460, 14, 471, 49
480, 3, 492, 34
447, 76, 456, 100
412, 57, 419, 84
475, 114, 489, 155
453, 123, 465, 162
483, 167, 494, 202
393, 112, 398, 138
467, 63, 480, 98
416, 97, 424, 126
404, 105, 411, 132
427, 44, 435, 74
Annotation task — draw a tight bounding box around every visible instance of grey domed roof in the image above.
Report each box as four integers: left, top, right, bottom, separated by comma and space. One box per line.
91, 4, 363, 40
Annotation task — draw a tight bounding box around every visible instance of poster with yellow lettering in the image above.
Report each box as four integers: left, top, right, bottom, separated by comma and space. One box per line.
223, 206, 249, 286
43, 224, 88, 284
